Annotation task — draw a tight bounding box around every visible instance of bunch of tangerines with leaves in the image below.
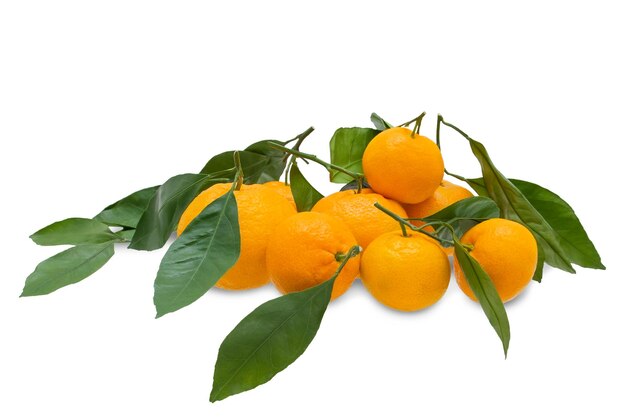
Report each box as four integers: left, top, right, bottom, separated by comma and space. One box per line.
24, 112, 604, 402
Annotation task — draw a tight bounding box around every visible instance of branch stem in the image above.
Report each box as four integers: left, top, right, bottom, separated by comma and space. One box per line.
373, 202, 472, 248
272, 143, 363, 181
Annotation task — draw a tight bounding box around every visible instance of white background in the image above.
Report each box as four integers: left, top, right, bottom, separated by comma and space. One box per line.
1, 1, 624, 416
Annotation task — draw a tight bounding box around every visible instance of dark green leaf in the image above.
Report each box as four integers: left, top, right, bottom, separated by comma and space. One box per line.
454, 241, 510, 357
421, 197, 500, 247
370, 113, 393, 130
94, 186, 159, 228
153, 188, 239, 318
21, 243, 115, 296
468, 177, 604, 271
245, 139, 286, 158
329, 127, 379, 183
129, 173, 221, 251
464, 177, 488, 196
30, 218, 118, 246
200, 140, 287, 184
533, 244, 545, 283
289, 163, 323, 212
511, 179, 604, 270
210, 277, 335, 402
115, 229, 136, 242
466, 140, 575, 273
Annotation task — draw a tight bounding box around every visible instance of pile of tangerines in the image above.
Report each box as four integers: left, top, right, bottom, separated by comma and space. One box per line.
178, 126, 537, 310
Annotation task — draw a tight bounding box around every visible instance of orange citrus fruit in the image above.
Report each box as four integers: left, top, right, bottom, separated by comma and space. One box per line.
262, 180, 295, 208
453, 218, 538, 303
362, 127, 444, 204
177, 183, 297, 290
404, 180, 473, 255
266, 211, 360, 300
360, 231, 450, 311
311, 189, 407, 248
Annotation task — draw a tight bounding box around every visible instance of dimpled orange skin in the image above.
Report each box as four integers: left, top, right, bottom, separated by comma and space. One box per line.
312, 189, 408, 248
177, 183, 297, 290
404, 180, 474, 255
262, 181, 296, 208
362, 127, 444, 204
360, 232, 450, 312
453, 218, 538, 303
266, 212, 360, 300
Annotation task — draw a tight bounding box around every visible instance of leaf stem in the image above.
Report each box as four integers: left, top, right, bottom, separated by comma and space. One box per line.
272, 143, 364, 182
444, 169, 469, 183
437, 114, 473, 182
438, 115, 474, 142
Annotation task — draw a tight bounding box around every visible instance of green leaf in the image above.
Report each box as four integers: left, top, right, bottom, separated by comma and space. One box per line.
245, 139, 286, 159
200, 140, 287, 184
370, 113, 393, 130
30, 218, 119, 246
533, 244, 545, 283
153, 188, 240, 318
465, 139, 575, 273
210, 245, 360, 402
129, 173, 222, 251
454, 241, 510, 357
210, 276, 334, 402
468, 178, 604, 271
329, 127, 379, 183
511, 179, 604, 270
21, 243, 115, 296
94, 186, 159, 228
115, 229, 136, 242
421, 197, 500, 247
289, 163, 323, 211
464, 177, 488, 196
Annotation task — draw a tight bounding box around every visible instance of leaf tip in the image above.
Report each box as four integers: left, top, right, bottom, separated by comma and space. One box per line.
209, 384, 227, 403
20, 284, 34, 298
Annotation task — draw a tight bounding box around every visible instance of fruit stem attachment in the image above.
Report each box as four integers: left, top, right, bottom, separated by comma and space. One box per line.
271, 143, 365, 183
233, 151, 244, 191
398, 112, 427, 137
334, 245, 361, 268
356, 176, 364, 194
400, 222, 409, 237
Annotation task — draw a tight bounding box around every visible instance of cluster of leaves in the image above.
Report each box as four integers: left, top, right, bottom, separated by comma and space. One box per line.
23, 114, 603, 402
